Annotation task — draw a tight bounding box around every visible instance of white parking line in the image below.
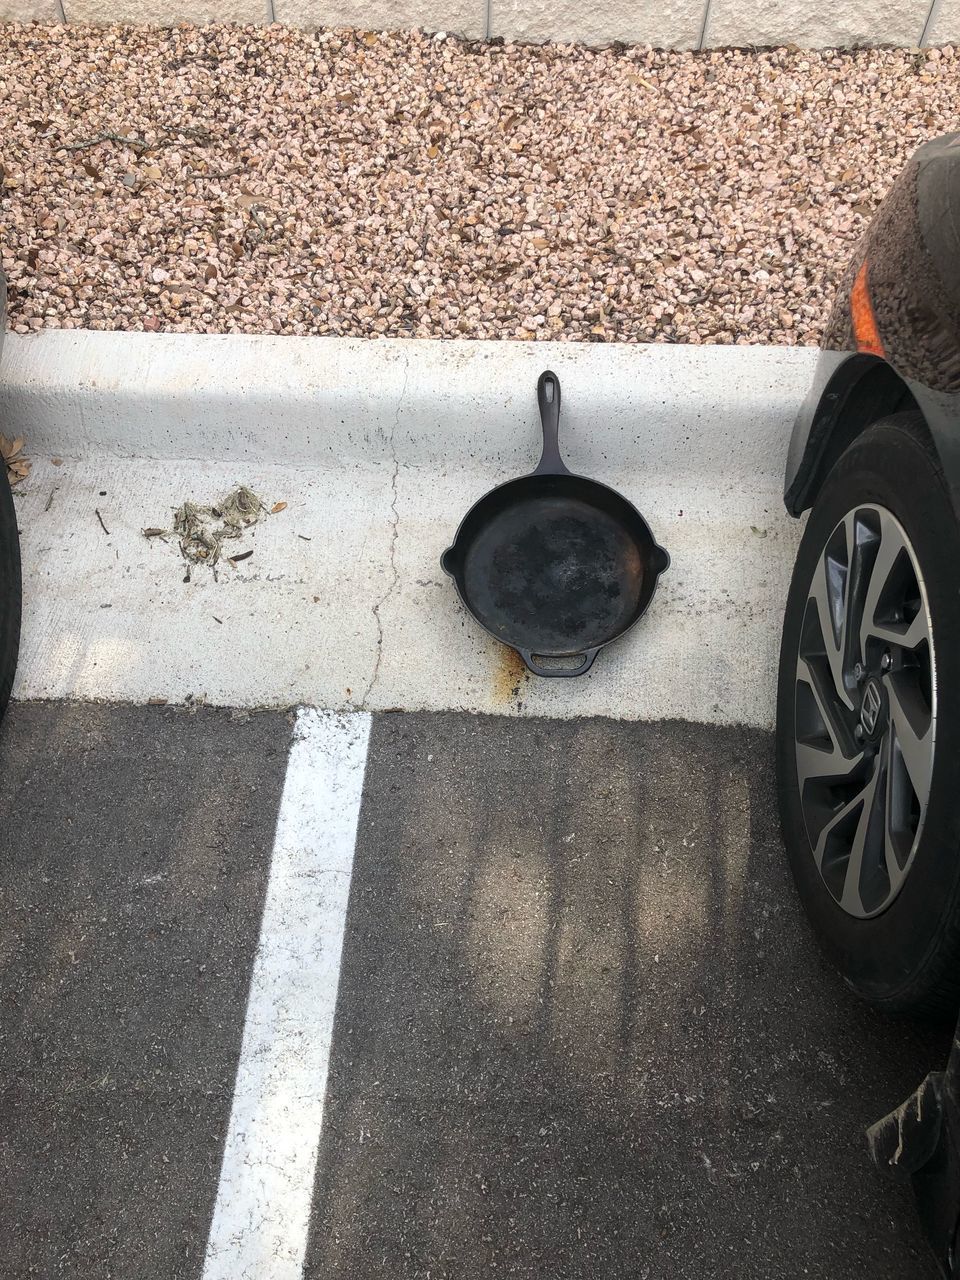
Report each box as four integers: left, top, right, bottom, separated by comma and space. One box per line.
202, 708, 372, 1280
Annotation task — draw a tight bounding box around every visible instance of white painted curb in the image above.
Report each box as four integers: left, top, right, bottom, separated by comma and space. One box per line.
0, 332, 816, 726
0, 329, 813, 469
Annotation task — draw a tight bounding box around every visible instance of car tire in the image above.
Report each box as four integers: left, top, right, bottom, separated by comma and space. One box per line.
0, 458, 21, 720
776, 412, 960, 1016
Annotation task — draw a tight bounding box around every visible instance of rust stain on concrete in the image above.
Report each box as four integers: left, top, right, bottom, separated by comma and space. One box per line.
492, 643, 530, 704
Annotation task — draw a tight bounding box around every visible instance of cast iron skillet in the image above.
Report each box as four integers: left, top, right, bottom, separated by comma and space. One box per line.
441, 371, 669, 677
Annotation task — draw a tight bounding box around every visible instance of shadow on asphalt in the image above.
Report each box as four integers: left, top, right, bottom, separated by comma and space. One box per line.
0, 704, 950, 1279
308, 712, 950, 1280
0, 702, 291, 1280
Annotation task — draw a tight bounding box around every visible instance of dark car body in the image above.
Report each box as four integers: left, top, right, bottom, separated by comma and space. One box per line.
783, 133, 960, 1278
786, 132, 960, 523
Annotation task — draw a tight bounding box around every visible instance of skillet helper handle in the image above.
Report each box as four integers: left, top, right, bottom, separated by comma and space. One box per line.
518, 648, 600, 678
535, 370, 568, 475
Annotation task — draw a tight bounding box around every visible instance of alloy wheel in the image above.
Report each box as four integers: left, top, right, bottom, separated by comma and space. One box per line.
793, 503, 936, 919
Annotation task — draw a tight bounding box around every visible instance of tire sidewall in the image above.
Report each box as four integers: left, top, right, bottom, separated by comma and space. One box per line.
776, 416, 960, 1009
0, 461, 21, 719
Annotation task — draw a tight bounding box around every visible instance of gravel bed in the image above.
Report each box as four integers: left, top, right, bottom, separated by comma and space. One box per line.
0, 25, 956, 345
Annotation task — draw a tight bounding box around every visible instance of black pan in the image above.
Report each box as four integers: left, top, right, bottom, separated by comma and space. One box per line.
441, 371, 669, 678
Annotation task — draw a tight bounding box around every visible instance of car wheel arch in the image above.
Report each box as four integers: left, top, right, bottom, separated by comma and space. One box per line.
788, 356, 928, 515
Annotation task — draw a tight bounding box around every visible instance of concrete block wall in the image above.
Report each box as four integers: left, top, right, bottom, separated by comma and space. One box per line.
0, 0, 955, 48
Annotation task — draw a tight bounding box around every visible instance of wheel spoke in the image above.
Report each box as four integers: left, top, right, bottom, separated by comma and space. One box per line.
887, 671, 934, 809
809, 516, 855, 710
839, 764, 882, 915
877, 729, 902, 885
859, 514, 902, 654
882, 826, 904, 897
796, 739, 863, 790
859, 510, 928, 655
795, 655, 858, 785
883, 788, 910, 902
866, 611, 927, 653
811, 760, 878, 874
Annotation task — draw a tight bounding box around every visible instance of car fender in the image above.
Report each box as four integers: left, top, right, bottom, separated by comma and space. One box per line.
785, 133, 960, 519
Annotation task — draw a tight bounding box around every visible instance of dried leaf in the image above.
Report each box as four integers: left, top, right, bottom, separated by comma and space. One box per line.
82, 162, 101, 180
362, 31, 379, 45
142, 164, 163, 180
229, 549, 254, 564
270, 501, 287, 514
6, 447, 31, 483
204, 264, 217, 282
427, 145, 439, 159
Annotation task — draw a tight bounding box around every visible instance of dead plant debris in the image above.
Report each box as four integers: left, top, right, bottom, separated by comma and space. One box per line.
1, 434, 30, 486
143, 485, 284, 569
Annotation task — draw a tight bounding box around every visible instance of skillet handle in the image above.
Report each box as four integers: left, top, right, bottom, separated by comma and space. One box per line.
534, 370, 568, 475
519, 647, 600, 678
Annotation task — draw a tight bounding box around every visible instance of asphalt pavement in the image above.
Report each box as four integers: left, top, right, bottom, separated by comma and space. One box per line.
0, 701, 949, 1279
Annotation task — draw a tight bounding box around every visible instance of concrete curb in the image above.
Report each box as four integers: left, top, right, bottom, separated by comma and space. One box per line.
0, 333, 816, 726
0, 330, 814, 469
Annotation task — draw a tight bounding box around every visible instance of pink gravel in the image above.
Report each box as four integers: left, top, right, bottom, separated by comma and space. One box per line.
0, 23, 956, 345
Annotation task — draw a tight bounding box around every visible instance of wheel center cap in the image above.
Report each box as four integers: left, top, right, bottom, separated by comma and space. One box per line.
859, 677, 887, 740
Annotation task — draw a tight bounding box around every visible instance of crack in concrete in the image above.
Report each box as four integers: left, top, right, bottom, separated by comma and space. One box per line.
360, 354, 408, 709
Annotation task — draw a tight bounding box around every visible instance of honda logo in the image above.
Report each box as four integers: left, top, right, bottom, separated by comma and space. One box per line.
860, 679, 883, 737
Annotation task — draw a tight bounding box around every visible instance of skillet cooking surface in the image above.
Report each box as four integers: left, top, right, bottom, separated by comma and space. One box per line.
461, 492, 645, 654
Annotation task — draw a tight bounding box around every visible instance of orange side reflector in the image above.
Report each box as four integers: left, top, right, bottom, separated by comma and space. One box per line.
851, 260, 885, 358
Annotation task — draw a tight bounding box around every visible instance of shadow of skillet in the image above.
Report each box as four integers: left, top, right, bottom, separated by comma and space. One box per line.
0, 700, 291, 1280
306, 712, 948, 1280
